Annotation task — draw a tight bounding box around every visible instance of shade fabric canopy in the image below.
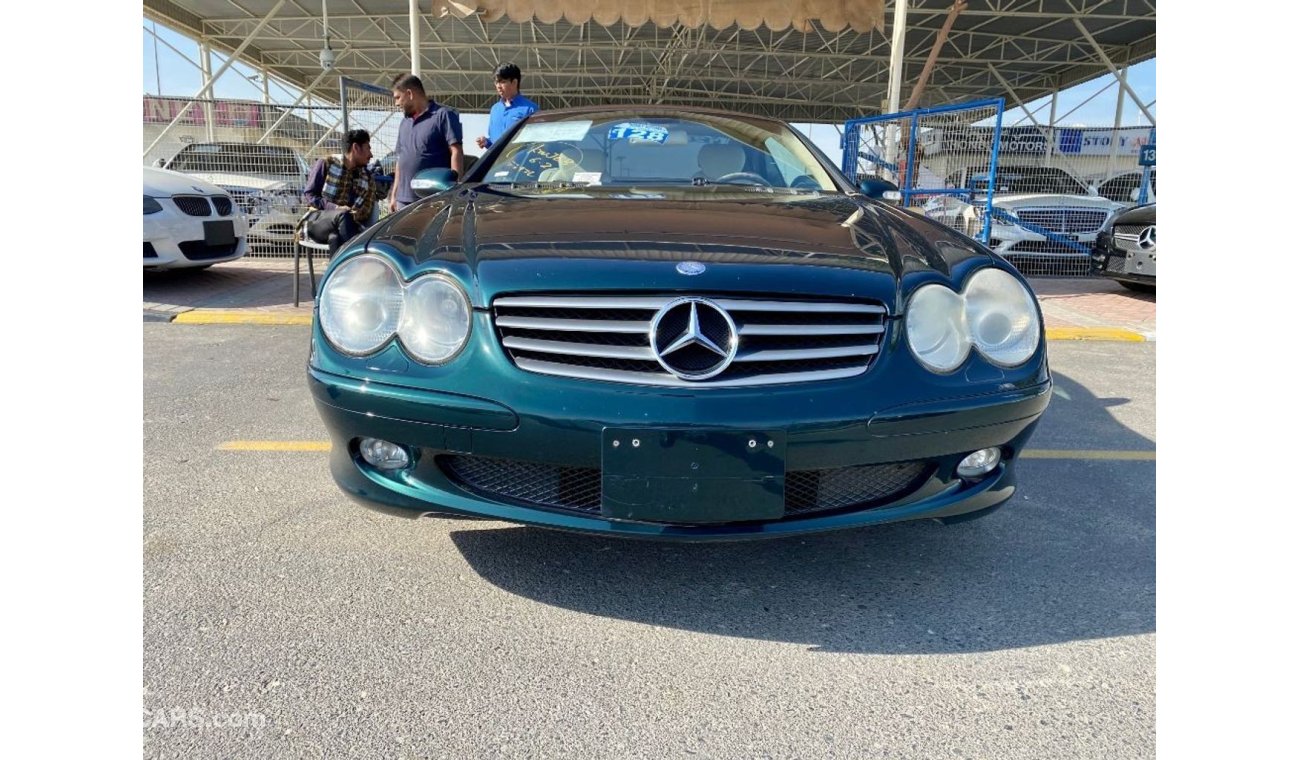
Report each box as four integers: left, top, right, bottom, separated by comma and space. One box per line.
439, 0, 885, 33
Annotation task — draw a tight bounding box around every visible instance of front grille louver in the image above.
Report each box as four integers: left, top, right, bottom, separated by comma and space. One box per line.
493, 294, 888, 387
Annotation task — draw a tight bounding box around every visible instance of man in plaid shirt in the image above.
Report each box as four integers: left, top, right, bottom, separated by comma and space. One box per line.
303, 128, 376, 254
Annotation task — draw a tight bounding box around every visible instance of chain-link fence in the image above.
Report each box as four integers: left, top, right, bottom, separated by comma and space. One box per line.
844, 101, 1156, 277
143, 78, 402, 257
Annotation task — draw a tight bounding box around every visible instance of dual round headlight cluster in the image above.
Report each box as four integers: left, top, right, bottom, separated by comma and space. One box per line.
905, 268, 1041, 373
319, 255, 471, 364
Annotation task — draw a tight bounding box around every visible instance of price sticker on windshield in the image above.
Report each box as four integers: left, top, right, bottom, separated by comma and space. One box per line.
608, 123, 670, 144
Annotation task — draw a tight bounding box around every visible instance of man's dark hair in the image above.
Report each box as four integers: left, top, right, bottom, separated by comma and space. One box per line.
391, 74, 425, 93
345, 129, 370, 153
493, 63, 522, 85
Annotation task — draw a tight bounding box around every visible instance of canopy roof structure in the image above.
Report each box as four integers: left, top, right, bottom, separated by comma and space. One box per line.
143, 0, 1156, 122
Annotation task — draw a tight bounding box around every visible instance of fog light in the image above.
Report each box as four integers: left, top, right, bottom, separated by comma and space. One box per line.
957, 448, 1001, 479
359, 438, 411, 470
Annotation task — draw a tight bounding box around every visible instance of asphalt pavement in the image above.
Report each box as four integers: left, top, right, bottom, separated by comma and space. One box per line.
143, 324, 1155, 759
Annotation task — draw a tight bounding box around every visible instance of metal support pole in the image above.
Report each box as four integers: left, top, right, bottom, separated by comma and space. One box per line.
261, 58, 270, 105
884, 0, 908, 183
410, 0, 421, 77
1046, 90, 1059, 164
199, 42, 216, 142
1073, 18, 1156, 125
152, 21, 162, 95
142, 0, 287, 157
341, 77, 349, 137
1106, 66, 1127, 181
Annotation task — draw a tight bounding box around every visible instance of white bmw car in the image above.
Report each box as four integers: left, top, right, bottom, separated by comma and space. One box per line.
158, 142, 307, 249
144, 167, 249, 269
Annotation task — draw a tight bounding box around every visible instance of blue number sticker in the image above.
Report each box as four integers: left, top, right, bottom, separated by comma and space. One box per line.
608, 122, 670, 144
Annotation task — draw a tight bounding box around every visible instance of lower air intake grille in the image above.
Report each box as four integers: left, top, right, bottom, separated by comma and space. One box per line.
178, 241, 239, 260
439, 455, 933, 520
441, 456, 602, 514
784, 461, 933, 516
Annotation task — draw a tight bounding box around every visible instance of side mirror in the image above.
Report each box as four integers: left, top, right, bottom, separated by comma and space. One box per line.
154, 158, 166, 168
858, 176, 901, 202
411, 168, 458, 198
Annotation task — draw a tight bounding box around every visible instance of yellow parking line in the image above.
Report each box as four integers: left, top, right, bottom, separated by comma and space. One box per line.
217, 441, 1153, 460
174, 311, 312, 326
1046, 327, 1146, 342
1021, 449, 1155, 461
217, 440, 331, 451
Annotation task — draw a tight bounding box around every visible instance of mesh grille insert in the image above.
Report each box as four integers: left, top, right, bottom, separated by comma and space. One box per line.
173, 195, 212, 217
439, 455, 933, 520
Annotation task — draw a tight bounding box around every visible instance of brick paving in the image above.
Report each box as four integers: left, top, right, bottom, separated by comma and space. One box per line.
144, 257, 1156, 339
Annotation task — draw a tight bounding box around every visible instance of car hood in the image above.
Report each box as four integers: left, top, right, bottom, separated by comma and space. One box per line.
361, 187, 999, 313
1111, 203, 1155, 226
991, 193, 1123, 210
173, 171, 296, 191
144, 166, 226, 197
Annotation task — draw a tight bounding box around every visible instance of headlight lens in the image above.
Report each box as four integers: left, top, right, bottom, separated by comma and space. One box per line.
319, 255, 404, 355
906, 268, 1041, 372
398, 275, 471, 364
905, 284, 970, 373
144, 195, 163, 215
964, 268, 1041, 366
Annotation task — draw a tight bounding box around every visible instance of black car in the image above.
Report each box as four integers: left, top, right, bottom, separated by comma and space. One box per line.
1092, 203, 1155, 292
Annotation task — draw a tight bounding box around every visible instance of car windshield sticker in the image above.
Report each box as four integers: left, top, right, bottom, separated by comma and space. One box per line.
608, 123, 670, 144
492, 170, 511, 178
573, 172, 602, 185
516, 121, 592, 142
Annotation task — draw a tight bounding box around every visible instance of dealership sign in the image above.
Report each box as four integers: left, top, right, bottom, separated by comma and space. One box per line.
143, 96, 262, 128
919, 126, 1153, 157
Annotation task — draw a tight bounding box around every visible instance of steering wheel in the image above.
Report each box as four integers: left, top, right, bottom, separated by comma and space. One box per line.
715, 171, 772, 187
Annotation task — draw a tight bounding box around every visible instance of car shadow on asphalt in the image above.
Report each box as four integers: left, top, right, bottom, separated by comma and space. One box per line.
447, 370, 1155, 654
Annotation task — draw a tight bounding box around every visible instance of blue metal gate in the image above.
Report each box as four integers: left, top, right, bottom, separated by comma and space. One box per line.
843, 98, 1006, 244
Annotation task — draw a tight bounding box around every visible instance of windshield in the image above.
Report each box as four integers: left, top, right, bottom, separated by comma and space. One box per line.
477, 112, 840, 192
168, 144, 305, 177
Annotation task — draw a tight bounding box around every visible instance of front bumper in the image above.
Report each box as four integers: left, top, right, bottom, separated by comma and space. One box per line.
143, 209, 248, 269
308, 358, 1051, 540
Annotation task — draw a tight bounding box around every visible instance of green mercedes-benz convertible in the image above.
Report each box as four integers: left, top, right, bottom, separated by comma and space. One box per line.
308, 107, 1050, 540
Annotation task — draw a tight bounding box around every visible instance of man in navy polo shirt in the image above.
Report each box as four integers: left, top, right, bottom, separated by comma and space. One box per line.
388, 74, 464, 212
475, 63, 538, 151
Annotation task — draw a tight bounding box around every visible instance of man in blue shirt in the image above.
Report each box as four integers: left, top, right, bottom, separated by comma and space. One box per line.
475, 63, 539, 152
388, 74, 464, 212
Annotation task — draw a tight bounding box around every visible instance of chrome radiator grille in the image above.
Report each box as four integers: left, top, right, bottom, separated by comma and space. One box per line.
1112, 224, 1155, 253
493, 294, 888, 387
1014, 208, 1109, 234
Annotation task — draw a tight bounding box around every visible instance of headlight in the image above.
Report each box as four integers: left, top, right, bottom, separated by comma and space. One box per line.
906, 268, 1041, 372
319, 255, 405, 355
905, 284, 970, 373
963, 268, 1041, 366
398, 274, 471, 364
144, 195, 163, 215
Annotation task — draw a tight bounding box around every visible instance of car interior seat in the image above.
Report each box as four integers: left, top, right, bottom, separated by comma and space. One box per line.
695, 143, 747, 181
537, 146, 584, 183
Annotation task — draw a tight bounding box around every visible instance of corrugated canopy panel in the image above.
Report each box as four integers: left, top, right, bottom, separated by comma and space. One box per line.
439, 1, 885, 33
